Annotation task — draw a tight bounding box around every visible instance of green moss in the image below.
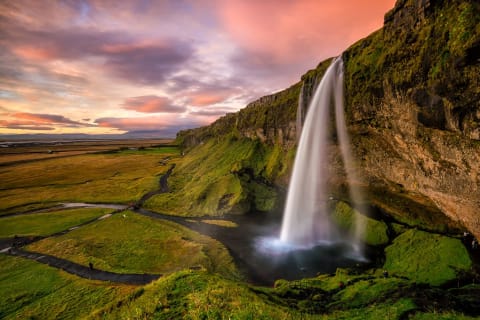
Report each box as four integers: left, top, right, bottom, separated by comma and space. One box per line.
331, 277, 412, 309
332, 201, 389, 246
384, 229, 471, 285
324, 298, 416, 320
391, 223, 408, 236
410, 312, 479, 320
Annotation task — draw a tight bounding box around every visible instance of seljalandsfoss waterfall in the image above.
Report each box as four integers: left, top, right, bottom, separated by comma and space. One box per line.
280, 56, 366, 256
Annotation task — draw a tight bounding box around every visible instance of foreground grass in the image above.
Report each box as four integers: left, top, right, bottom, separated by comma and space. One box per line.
27, 211, 238, 277
89, 269, 425, 320
0, 208, 112, 238
89, 270, 297, 319
0, 152, 177, 214
0, 255, 135, 319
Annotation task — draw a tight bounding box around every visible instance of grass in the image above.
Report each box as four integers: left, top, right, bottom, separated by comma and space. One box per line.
145, 135, 286, 216
0, 152, 176, 215
89, 270, 298, 320
26, 211, 238, 277
410, 312, 480, 320
0, 254, 135, 320
0, 208, 112, 238
384, 229, 472, 285
114, 146, 180, 155
201, 219, 238, 228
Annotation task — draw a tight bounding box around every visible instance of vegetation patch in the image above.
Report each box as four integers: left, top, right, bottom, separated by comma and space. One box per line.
90, 270, 296, 320
0, 255, 135, 320
0, 208, 112, 238
201, 219, 238, 228
0, 153, 173, 214
331, 201, 389, 246
145, 136, 285, 216
384, 229, 471, 285
26, 211, 238, 277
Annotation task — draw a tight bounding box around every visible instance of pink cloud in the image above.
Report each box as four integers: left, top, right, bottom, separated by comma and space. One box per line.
189, 93, 230, 106
122, 95, 185, 113
216, 0, 396, 64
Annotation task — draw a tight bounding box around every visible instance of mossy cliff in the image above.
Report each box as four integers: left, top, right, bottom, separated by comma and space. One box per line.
160, 0, 480, 239
342, 0, 480, 239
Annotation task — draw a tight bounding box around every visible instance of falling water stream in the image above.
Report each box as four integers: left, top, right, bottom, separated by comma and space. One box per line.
279, 57, 365, 256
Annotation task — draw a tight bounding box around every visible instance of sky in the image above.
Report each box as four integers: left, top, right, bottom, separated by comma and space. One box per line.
0, 0, 396, 137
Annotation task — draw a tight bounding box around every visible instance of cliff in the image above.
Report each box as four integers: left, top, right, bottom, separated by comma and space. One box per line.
162, 0, 479, 238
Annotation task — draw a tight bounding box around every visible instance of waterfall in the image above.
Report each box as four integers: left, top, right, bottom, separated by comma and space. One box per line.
280, 57, 365, 253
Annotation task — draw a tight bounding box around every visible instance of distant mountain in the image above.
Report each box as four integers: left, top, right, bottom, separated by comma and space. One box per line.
0, 131, 171, 142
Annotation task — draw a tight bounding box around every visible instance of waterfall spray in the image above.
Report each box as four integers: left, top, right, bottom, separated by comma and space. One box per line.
280, 57, 365, 254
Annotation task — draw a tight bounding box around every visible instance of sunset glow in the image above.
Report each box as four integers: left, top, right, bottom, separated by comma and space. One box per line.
0, 0, 395, 136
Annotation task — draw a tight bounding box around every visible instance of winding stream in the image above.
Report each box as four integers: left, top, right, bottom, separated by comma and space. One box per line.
0, 162, 366, 285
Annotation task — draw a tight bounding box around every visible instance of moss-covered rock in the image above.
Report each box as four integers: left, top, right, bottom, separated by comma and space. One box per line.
384, 229, 472, 286
331, 201, 389, 246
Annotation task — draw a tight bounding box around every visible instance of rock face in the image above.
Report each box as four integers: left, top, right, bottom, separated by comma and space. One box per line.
177, 0, 480, 238
343, 0, 480, 238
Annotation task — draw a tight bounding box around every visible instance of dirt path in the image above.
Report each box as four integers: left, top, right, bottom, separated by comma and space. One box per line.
0, 208, 162, 285
5, 248, 160, 285
0, 164, 177, 285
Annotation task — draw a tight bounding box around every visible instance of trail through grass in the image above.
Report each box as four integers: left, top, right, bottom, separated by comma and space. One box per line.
0, 208, 112, 238
0, 255, 135, 320
27, 211, 238, 277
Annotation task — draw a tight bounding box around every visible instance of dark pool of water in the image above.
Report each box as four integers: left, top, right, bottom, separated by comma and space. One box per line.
142, 209, 372, 285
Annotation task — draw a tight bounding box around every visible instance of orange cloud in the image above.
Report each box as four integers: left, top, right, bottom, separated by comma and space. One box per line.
13, 46, 56, 60
189, 93, 229, 106
122, 95, 186, 113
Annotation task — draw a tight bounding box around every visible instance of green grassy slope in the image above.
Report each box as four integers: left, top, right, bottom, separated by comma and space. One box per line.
27, 211, 238, 277
145, 135, 294, 216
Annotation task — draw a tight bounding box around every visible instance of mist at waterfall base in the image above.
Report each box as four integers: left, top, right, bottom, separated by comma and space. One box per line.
254, 57, 367, 276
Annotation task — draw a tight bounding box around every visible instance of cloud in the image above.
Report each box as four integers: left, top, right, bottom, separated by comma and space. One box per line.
187, 87, 241, 106
122, 95, 186, 113
13, 113, 84, 125
0, 0, 397, 136
0, 112, 94, 131
101, 42, 193, 85
215, 0, 396, 87
1, 21, 193, 86
0, 123, 54, 131
94, 115, 208, 137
